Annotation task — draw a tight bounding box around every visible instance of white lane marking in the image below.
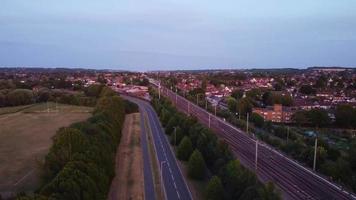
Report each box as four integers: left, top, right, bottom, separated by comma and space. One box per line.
145, 106, 182, 200
14, 169, 34, 186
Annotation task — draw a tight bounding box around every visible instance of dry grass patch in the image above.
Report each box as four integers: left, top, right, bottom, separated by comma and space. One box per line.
108, 113, 144, 200
0, 103, 92, 196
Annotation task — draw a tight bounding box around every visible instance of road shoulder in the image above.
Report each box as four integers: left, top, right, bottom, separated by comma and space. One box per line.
107, 113, 144, 200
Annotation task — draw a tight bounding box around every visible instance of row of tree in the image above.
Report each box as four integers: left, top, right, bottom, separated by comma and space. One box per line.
17, 87, 135, 200
0, 84, 114, 108
150, 88, 281, 200
292, 105, 356, 128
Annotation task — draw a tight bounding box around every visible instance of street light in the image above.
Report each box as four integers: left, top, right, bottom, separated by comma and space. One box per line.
174, 127, 177, 146
287, 126, 290, 144
196, 93, 204, 106
246, 112, 249, 134
158, 82, 161, 99
205, 98, 208, 110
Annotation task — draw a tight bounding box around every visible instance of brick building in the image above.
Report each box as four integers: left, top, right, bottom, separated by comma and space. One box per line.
252, 104, 295, 123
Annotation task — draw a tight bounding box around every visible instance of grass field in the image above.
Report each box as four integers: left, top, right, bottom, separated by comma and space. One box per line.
0, 102, 93, 196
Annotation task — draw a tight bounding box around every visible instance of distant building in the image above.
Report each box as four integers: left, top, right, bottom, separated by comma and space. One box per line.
252, 104, 295, 123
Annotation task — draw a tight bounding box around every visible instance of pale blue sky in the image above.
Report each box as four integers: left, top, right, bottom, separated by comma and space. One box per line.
1, 0, 356, 71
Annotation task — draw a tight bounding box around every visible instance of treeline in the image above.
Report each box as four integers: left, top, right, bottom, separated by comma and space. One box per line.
293, 105, 356, 129
0, 84, 114, 108
17, 87, 138, 200
150, 88, 281, 200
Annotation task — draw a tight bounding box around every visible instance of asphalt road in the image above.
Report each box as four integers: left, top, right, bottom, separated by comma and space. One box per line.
157, 85, 356, 200
139, 108, 156, 200
122, 95, 192, 200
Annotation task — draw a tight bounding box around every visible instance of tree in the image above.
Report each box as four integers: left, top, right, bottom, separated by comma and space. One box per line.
262, 92, 293, 106
6, 89, 34, 106
236, 98, 252, 117
177, 136, 193, 161
315, 75, 327, 88
306, 109, 331, 128
258, 182, 281, 200
250, 113, 264, 127
227, 97, 238, 113
239, 185, 260, 200
99, 87, 116, 97
37, 88, 52, 102
335, 104, 356, 128
205, 176, 224, 200
348, 139, 356, 171
262, 91, 273, 105
44, 128, 89, 180
84, 84, 104, 97
231, 89, 244, 100
299, 85, 316, 95
188, 150, 206, 179
0, 93, 5, 106
97, 74, 107, 84
246, 88, 261, 101
292, 111, 309, 126
220, 160, 256, 199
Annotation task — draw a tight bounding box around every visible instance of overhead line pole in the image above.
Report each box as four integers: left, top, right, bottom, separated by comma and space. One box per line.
246, 113, 249, 134
313, 137, 318, 171
158, 82, 161, 100
255, 139, 258, 172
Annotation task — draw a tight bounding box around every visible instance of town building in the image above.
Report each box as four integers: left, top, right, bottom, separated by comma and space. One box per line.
252, 104, 295, 123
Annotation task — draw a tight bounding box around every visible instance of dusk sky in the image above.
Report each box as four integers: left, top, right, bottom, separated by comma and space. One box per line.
1, 0, 356, 71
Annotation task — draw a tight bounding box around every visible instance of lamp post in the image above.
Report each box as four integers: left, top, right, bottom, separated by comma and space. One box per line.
175, 88, 178, 104
158, 82, 161, 99
188, 101, 190, 114
205, 98, 208, 110
287, 126, 290, 144
174, 127, 177, 146
196, 93, 204, 106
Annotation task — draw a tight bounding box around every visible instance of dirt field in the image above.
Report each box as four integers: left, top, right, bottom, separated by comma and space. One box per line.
0, 103, 92, 196
108, 113, 144, 200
